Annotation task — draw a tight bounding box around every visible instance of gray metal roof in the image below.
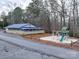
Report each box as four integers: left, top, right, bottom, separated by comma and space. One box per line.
6, 23, 35, 29
5, 23, 43, 30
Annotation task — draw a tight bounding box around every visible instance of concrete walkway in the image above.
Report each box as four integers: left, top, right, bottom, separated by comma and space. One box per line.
0, 34, 79, 59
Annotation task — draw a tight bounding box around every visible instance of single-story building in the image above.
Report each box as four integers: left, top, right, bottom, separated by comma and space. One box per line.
5, 23, 45, 35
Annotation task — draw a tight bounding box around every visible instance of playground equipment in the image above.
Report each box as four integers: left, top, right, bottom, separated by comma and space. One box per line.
60, 27, 69, 42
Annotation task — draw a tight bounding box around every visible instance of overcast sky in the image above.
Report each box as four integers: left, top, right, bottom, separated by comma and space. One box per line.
0, 0, 32, 15
0, 0, 71, 15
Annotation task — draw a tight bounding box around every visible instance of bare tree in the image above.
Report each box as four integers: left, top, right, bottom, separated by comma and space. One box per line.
71, 0, 79, 36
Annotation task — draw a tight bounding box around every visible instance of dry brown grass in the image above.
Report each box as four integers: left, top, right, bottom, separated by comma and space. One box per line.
23, 33, 51, 39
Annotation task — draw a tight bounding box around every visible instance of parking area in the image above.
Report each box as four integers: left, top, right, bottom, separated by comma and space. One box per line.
0, 32, 79, 59
0, 40, 59, 59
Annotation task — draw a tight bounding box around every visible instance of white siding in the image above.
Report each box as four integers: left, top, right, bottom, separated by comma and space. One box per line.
6, 30, 45, 35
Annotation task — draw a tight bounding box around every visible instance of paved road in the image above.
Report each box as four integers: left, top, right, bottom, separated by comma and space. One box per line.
0, 40, 57, 59
0, 32, 79, 59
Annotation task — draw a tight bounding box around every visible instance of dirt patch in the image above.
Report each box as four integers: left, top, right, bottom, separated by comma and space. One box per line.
23, 33, 79, 51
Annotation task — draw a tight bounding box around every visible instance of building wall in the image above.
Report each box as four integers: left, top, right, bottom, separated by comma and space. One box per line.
6, 29, 45, 35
